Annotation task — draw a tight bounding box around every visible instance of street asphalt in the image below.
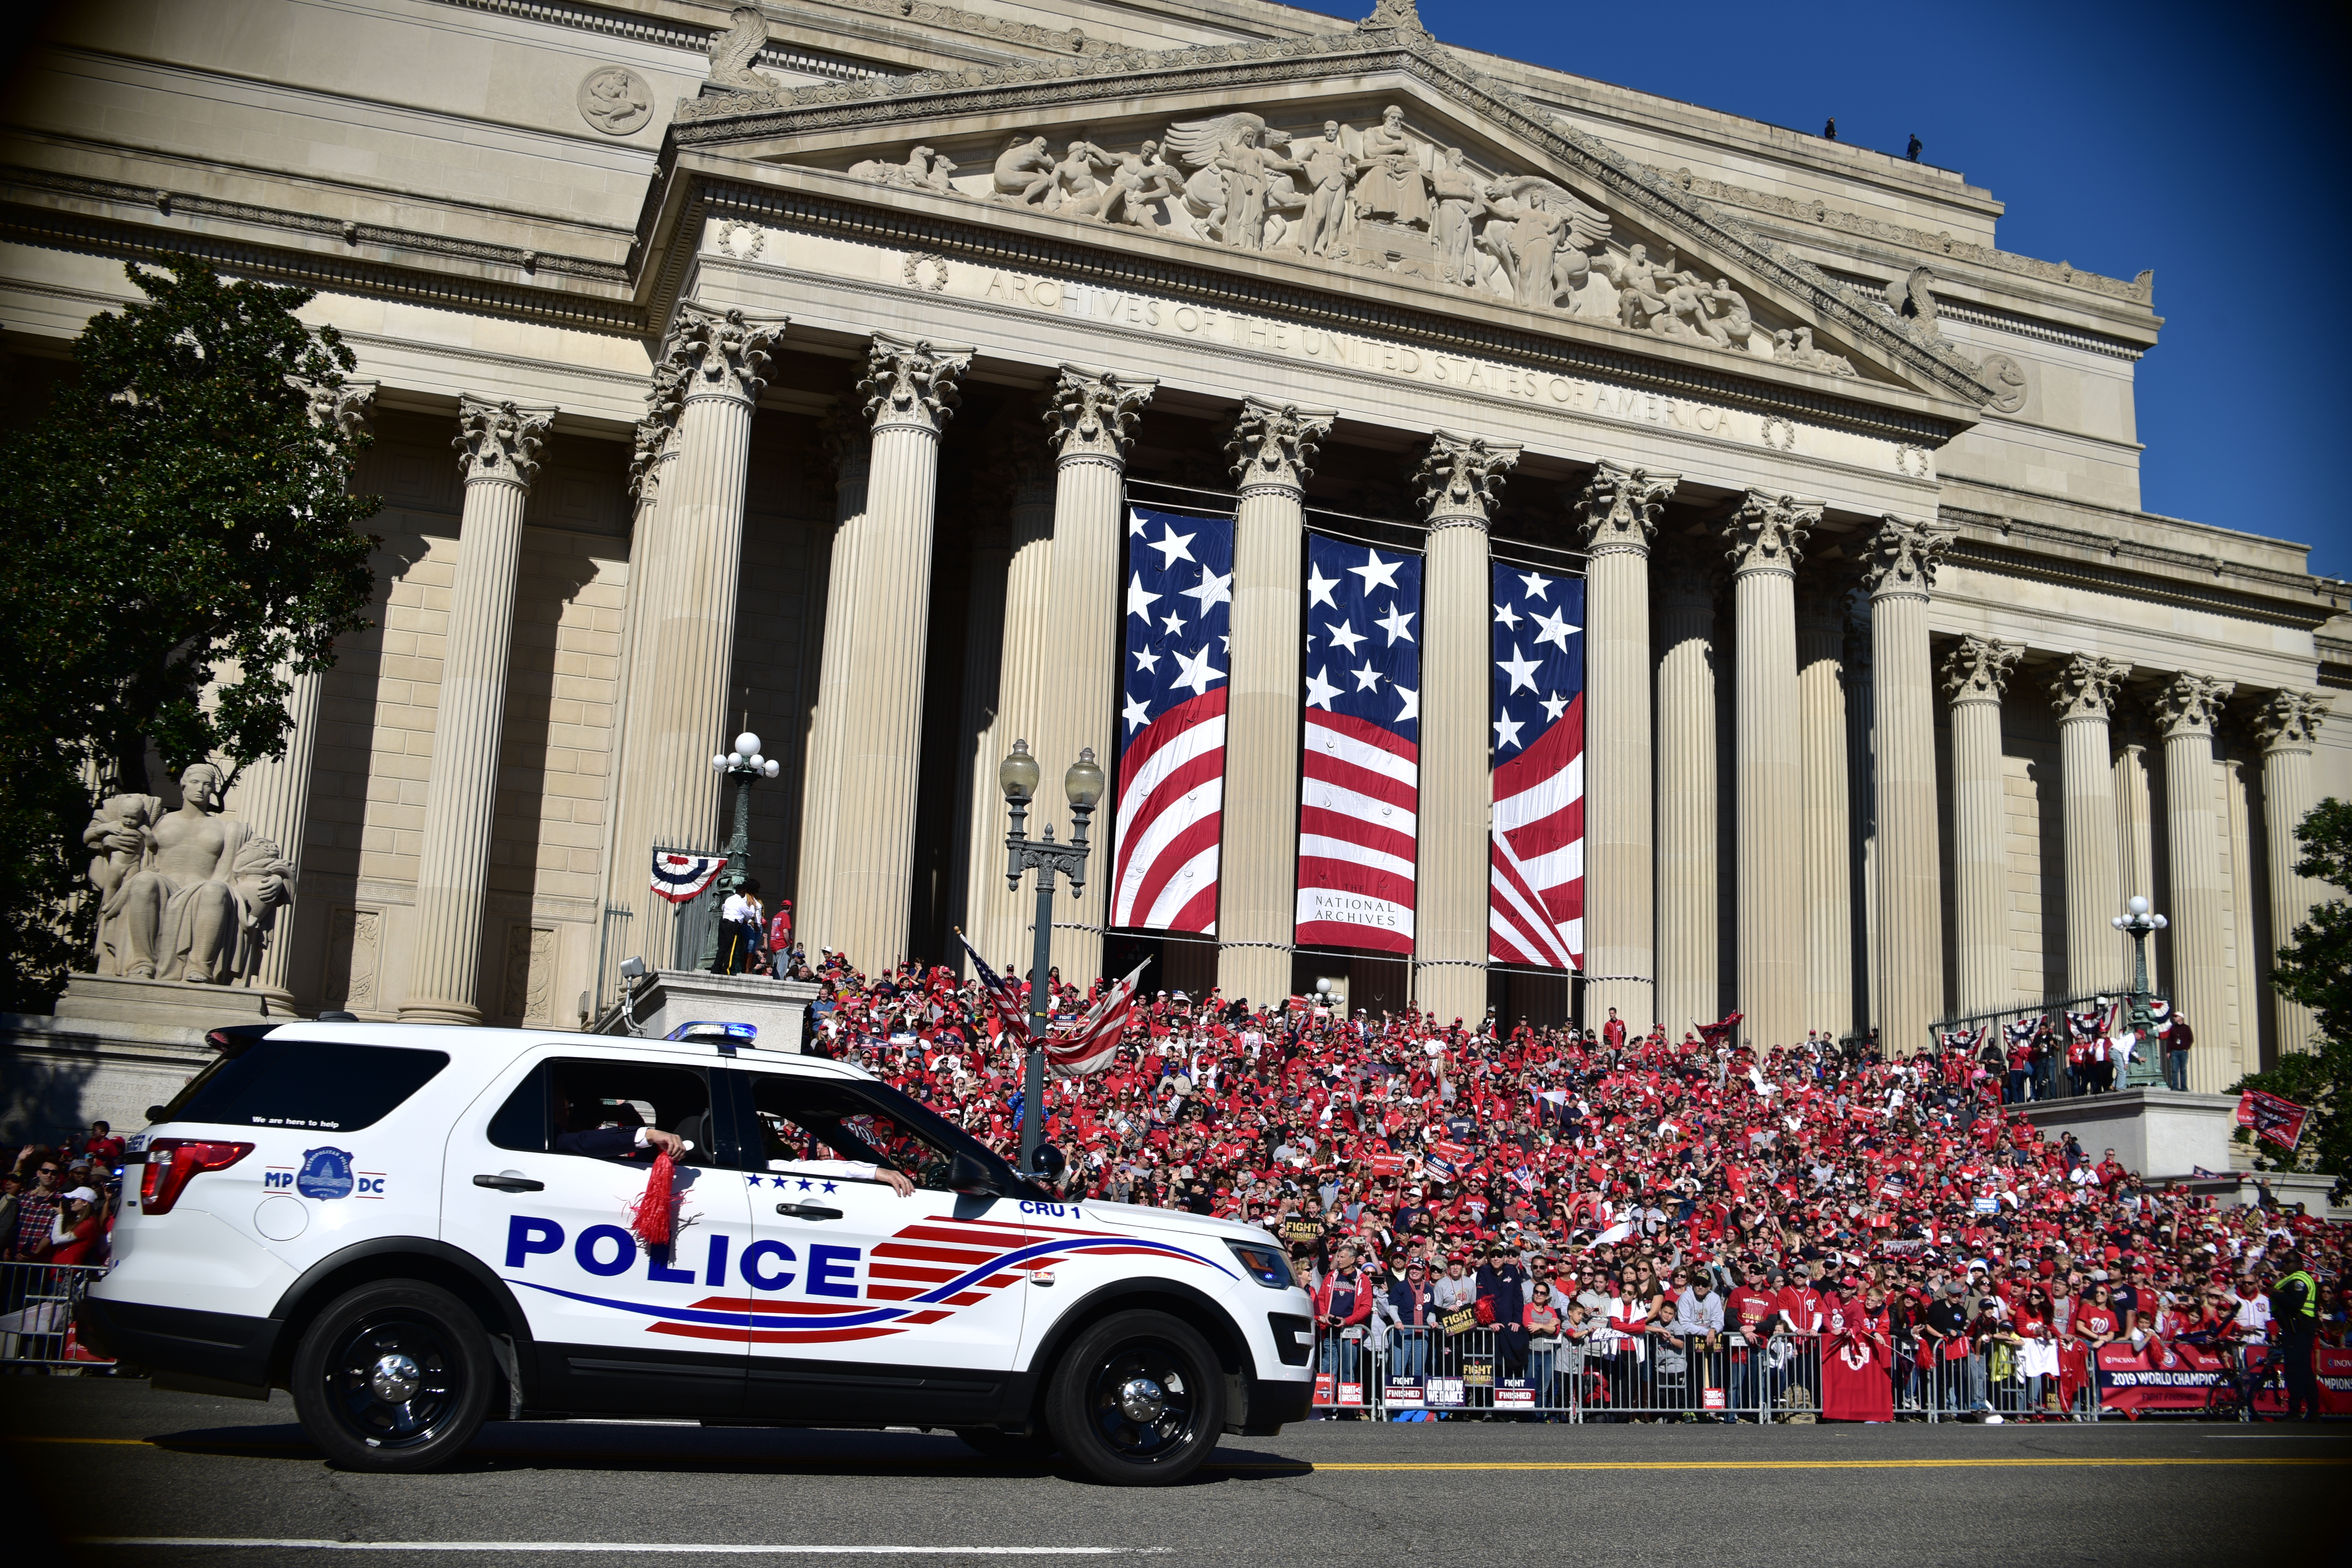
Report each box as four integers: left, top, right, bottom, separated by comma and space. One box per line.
1, 1378, 2342, 1566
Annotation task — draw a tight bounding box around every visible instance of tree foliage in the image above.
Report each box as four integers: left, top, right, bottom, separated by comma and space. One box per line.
2236, 796, 2352, 1200
0, 257, 379, 1007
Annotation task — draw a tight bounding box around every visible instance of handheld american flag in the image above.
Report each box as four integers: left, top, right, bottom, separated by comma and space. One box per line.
954, 927, 1029, 1045
1044, 962, 1146, 1078
1487, 564, 1585, 970
1111, 505, 1233, 935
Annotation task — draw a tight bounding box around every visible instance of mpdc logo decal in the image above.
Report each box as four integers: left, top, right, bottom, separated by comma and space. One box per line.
298, 1146, 357, 1199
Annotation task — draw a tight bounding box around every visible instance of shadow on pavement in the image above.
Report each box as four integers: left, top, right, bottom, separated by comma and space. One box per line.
130, 1420, 1315, 1484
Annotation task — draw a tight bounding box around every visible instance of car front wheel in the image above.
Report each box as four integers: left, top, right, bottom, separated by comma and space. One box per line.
1045, 1309, 1225, 1486
291, 1280, 493, 1472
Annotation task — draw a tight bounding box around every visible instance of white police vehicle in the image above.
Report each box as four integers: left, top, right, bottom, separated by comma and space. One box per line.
81, 1020, 1314, 1482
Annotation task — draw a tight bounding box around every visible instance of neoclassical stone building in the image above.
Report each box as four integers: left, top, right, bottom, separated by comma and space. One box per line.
5, 0, 2345, 1092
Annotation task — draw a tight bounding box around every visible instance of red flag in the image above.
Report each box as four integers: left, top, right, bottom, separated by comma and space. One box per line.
1696, 1012, 1744, 1050
2235, 1089, 2310, 1150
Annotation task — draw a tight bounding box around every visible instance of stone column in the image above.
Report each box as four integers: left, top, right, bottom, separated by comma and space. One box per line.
1719, 492, 1819, 1051
824, 333, 971, 971
1654, 541, 1720, 1038
611, 303, 784, 970
2154, 672, 2235, 1091
2113, 715, 2159, 991
2220, 746, 2257, 1082
1571, 462, 1677, 1032
1217, 398, 1334, 1009
961, 455, 1056, 971
1035, 367, 1156, 984
1796, 578, 1853, 1041
400, 395, 556, 1023
1943, 635, 2021, 1015
1413, 431, 1521, 1027
796, 413, 868, 958
2049, 654, 2131, 997
236, 378, 376, 1010
2254, 690, 2330, 1056
1861, 515, 1952, 1053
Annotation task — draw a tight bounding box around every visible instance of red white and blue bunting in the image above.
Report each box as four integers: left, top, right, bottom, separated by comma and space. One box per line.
649, 849, 725, 905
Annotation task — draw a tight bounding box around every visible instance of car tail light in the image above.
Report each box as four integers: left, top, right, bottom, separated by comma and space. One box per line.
138, 1138, 254, 1215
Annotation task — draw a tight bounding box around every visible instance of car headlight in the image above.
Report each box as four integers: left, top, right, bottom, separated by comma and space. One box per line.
1227, 1239, 1294, 1289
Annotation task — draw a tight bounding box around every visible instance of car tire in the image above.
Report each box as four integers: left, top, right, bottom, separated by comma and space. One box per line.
291, 1280, 494, 1473
1045, 1309, 1225, 1486
952, 1426, 1059, 1463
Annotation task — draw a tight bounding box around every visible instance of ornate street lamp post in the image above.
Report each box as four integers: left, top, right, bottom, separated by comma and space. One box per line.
999, 739, 1104, 1176
700, 730, 780, 970
2110, 894, 2169, 1089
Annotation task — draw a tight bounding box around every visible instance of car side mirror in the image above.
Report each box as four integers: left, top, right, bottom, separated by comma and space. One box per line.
949, 1150, 1008, 1196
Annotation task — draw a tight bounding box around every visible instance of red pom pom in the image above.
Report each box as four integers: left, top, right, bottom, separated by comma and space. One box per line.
629, 1149, 676, 1249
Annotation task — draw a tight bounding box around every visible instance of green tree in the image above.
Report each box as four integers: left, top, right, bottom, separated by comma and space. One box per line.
0, 257, 379, 1007
2235, 796, 2352, 1201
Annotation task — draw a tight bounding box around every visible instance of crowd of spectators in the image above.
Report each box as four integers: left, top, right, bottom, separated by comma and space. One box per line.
796, 948, 2348, 1419
3, 1127, 121, 1266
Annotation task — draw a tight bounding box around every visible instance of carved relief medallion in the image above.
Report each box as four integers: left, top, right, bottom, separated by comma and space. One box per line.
902, 251, 951, 291
577, 66, 653, 136
1977, 352, 2029, 414
711, 218, 766, 261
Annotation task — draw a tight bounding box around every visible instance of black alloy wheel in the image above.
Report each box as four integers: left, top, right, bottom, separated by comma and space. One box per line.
291, 1280, 494, 1472
1046, 1309, 1225, 1485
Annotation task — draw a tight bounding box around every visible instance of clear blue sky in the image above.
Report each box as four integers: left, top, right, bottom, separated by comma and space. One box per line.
1301, 0, 2348, 581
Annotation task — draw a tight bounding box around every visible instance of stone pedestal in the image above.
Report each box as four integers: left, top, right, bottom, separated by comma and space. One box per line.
2016, 1088, 2238, 1180
0, 1009, 221, 1140
54, 973, 272, 1029
594, 970, 818, 1053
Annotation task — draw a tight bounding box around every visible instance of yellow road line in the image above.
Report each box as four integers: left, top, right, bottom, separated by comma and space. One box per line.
1253, 1457, 2352, 1471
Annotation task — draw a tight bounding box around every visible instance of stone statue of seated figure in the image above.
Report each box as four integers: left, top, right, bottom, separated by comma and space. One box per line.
84, 762, 295, 986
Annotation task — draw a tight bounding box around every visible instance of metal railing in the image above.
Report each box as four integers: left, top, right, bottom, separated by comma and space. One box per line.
1308, 1325, 2098, 1423
0, 1262, 113, 1370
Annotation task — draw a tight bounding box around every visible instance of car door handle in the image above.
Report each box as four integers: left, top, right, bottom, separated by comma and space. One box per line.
474, 1172, 545, 1193
774, 1202, 843, 1220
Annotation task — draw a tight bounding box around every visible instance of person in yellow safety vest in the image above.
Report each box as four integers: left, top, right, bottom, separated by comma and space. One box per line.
2270, 1251, 2321, 1423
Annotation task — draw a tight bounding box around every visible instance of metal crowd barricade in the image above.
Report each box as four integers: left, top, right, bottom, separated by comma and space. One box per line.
1309, 1324, 2116, 1424
0, 1261, 113, 1370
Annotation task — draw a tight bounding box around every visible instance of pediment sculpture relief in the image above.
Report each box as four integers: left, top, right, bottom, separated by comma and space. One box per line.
844, 105, 1855, 377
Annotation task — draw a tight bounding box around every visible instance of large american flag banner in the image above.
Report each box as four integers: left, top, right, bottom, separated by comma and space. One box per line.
1297, 534, 1421, 955
1110, 504, 1232, 935
1488, 563, 1585, 969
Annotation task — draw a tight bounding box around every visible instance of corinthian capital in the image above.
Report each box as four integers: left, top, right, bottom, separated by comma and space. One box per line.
1571, 461, 1678, 557
861, 331, 972, 435
1225, 396, 1335, 493
667, 302, 787, 406
1860, 513, 1954, 600
1941, 635, 2021, 706
2152, 671, 2235, 739
289, 374, 378, 446
2254, 689, 2330, 753
1415, 430, 1520, 531
2048, 654, 2130, 723
1044, 365, 1156, 465
627, 414, 671, 505
1719, 490, 1820, 577
452, 394, 556, 488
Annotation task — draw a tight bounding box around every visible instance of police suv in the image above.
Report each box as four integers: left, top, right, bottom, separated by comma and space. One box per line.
80, 1021, 1314, 1483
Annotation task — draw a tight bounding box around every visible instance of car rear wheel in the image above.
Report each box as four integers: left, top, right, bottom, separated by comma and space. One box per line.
291, 1280, 493, 1472
1045, 1309, 1225, 1486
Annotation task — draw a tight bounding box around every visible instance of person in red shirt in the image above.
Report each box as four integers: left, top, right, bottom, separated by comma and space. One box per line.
1724, 1261, 1780, 1421
47, 1186, 106, 1266
1601, 1008, 1628, 1054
